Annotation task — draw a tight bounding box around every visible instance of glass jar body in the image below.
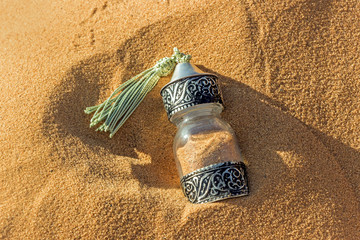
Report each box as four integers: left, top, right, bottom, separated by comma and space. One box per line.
171, 103, 243, 178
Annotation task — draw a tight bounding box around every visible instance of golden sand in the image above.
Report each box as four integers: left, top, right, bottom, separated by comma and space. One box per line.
1, 0, 360, 238
176, 131, 240, 176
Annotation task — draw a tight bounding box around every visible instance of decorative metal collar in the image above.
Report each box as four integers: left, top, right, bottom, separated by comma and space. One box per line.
160, 74, 224, 119
180, 161, 249, 204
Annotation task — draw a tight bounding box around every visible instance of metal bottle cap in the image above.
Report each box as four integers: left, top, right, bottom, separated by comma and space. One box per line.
169, 62, 207, 82
160, 62, 224, 119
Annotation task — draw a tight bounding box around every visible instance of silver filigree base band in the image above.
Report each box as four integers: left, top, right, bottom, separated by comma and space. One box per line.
180, 161, 249, 204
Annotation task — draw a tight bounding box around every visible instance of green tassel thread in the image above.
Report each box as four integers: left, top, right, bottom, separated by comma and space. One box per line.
84, 47, 191, 138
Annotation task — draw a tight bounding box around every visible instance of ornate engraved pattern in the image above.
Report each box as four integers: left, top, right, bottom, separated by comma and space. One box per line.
180, 162, 249, 204
160, 75, 223, 119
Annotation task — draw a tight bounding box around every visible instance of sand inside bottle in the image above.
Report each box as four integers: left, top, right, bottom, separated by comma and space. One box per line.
176, 130, 241, 176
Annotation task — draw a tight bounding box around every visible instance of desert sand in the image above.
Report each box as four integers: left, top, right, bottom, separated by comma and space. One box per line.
1, 0, 359, 239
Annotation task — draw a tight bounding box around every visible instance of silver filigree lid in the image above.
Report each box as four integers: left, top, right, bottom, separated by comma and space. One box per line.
160, 62, 224, 119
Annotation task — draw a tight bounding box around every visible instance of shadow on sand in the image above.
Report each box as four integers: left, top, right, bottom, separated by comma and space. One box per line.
41, 46, 360, 199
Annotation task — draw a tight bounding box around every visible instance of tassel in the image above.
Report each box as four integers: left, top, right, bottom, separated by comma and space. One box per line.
84, 47, 191, 138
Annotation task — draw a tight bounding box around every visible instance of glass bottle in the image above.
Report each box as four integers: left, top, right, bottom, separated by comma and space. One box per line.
161, 62, 249, 204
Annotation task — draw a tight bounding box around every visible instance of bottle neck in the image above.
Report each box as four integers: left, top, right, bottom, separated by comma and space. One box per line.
170, 103, 224, 127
